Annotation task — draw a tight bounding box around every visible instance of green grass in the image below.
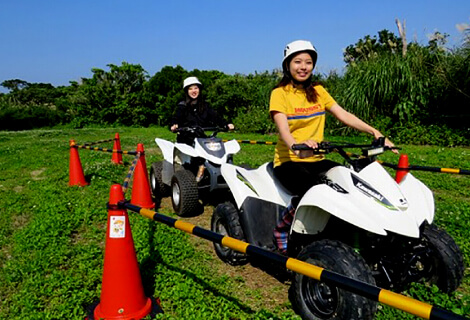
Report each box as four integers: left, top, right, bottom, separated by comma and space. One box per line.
0, 127, 468, 319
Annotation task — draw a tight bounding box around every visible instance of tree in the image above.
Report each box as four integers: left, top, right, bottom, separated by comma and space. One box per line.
0, 80, 60, 105
146, 65, 187, 126
1, 79, 29, 92
343, 30, 402, 64
69, 62, 151, 126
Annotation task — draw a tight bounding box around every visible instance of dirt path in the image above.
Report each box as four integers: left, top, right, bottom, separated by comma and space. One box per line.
160, 198, 292, 313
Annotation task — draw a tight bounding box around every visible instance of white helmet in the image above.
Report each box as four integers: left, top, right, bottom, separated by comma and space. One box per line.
282, 40, 317, 73
183, 76, 202, 90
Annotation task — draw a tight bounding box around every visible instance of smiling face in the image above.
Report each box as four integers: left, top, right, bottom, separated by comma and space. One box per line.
288, 52, 314, 82
187, 84, 200, 99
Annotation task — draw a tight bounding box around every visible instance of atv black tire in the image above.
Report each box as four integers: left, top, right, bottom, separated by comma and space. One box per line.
211, 202, 248, 266
150, 162, 170, 207
422, 223, 464, 293
290, 239, 377, 320
171, 170, 202, 217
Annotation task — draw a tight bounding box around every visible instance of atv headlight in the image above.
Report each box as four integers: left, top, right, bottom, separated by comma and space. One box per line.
365, 147, 384, 157
205, 141, 222, 151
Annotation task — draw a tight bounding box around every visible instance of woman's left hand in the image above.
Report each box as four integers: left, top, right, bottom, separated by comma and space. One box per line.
384, 137, 399, 154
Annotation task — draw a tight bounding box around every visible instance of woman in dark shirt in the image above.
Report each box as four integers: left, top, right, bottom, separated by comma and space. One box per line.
170, 76, 234, 145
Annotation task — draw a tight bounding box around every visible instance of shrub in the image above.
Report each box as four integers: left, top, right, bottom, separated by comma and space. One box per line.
233, 105, 275, 134
0, 103, 65, 130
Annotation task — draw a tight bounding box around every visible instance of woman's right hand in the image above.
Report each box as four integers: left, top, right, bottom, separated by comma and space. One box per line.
293, 140, 318, 159
170, 124, 178, 132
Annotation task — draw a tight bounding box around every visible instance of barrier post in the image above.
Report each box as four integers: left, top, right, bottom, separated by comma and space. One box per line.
395, 154, 409, 183
89, 184, 162, 319
112, 133, 123, 165
131, 144, 155, 208
69, 140, 88, 186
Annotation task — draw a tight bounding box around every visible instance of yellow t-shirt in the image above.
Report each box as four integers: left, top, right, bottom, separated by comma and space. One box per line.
269, 84, 336, 167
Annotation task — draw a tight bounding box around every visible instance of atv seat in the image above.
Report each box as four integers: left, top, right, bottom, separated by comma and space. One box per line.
266, 162, 296, 197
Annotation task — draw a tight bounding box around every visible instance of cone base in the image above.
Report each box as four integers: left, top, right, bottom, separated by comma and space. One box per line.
87, 296, 163, 319
69, 182, 89, 187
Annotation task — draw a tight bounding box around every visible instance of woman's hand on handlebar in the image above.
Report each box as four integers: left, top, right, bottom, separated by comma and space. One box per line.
292, 139, 318, 159
384, 137, 399, 154
373, 132, 398, 154
170, 124, 178, 132
227, 123, 235, 131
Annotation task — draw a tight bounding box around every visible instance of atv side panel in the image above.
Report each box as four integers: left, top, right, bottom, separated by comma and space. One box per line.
239, 196, 284, 249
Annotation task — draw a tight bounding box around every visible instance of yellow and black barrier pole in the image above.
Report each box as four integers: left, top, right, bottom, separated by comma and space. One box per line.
380, 162, 470, 175
121, 152, 141, 194
121, 202, 468, 320
74, 144, 138, 155
222, 139, 277, 145
82, 138, 115, 146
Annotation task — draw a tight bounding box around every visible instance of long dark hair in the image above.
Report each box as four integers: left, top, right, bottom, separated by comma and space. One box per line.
276, 55, 320, 103
184, 84, 207, 114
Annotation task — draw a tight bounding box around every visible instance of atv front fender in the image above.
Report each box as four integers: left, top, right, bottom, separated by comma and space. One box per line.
223, 139, 241, 158
155, 138, 176, 185
155, 138, 175, 163
397, 173, 434, 225
293, 184, 389, 236
174, 142, 199, 158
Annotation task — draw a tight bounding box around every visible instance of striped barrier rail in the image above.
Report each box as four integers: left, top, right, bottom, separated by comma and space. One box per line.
82, 138, 115, 146
122, 152, 141, 194
223, 139, 277, 145
121, 202, 469, 320
69, 136, 148, 187
310, 150, 469, 176
380, 161, 470, 175
73, 144, 138, 156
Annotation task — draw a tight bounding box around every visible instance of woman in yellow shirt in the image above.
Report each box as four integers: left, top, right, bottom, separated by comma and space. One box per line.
270, 40, 396, 254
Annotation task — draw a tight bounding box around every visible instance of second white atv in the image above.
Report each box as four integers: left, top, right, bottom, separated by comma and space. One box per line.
150, 126, 240, 217
211, 138, 464, 320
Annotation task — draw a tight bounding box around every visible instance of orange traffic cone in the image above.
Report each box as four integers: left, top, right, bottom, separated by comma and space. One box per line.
395, 154, 409, 183
69, 140, 88, 186
90, 184, 162, 319
131, 144, 155, 208
112, 133, 123, 165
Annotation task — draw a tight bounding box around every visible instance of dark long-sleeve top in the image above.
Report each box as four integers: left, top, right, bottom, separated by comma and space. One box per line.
171, 101, 229, 129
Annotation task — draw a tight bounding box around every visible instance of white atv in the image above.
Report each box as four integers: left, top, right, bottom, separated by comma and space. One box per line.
150, 126, 240, 217
211, 138, 464, 320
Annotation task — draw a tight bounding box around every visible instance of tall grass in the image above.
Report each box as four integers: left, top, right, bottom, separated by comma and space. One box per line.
333, 47, 433, 124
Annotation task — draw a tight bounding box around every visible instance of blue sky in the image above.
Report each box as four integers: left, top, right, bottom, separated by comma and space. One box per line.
1, 0, 469, 89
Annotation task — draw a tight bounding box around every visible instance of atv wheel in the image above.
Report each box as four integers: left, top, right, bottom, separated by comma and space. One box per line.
422, 223, 464, 293
211, 202, 248, 265
150, 162, 170, 207
290, 240, 377, 320
171, 170, 202, 217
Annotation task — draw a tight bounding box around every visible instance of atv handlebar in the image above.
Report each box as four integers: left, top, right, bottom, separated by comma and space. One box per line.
292, 138, 399, 170
174, 125, 230, 138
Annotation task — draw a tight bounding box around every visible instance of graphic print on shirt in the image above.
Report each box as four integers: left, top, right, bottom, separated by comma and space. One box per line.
286, 103, 325, 121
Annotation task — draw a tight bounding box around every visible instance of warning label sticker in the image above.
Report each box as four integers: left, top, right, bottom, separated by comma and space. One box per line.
110, 216, 125, 238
